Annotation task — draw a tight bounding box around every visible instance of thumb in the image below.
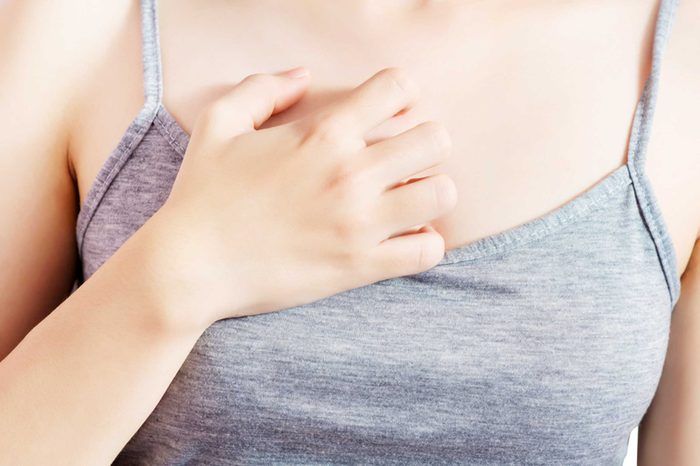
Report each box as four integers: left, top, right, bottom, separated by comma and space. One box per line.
195, 66, 311, 140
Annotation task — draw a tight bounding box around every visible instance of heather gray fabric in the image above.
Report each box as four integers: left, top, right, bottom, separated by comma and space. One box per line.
74, 0, 682, 464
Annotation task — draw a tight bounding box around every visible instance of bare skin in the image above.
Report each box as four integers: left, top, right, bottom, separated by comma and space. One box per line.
1, 0, 699, 463
2, 33, 461, 466
72, 0, 700, 268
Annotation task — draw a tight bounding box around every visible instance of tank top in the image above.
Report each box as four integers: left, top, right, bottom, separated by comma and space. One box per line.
75, 0, 682, 464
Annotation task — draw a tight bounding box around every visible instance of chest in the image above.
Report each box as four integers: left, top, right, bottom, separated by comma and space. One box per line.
72, 0, 684, 259
160, 2, 649, 251
111, 198, 673, 463
72, 3, 683, 462
78, 110, 675, 464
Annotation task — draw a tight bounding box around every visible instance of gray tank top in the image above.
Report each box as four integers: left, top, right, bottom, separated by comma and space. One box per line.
75, 0, 682, 464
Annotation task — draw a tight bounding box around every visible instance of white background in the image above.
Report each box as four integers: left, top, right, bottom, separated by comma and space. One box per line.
624, 427, 638, 465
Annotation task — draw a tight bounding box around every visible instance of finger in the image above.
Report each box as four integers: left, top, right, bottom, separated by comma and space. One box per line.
376, 174, 457, 240
361, 121, 452, 191
363, 108, 421, 146
309, 67, 420, 139
366, 225, 446, 279
194, 67, 311, 140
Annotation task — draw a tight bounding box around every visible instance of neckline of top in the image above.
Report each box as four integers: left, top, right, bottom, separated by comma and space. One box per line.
75, 0, 681, 306
150, 103, 634, 266
149, 103, 679, 308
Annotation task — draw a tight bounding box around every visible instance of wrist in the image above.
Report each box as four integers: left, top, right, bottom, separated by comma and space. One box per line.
124, 204, 260, 332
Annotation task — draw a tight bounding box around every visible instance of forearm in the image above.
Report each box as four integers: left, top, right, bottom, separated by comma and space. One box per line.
0, 216, 211, 464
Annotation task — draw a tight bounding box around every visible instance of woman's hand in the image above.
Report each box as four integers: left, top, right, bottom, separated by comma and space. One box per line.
150, 66, 457, 328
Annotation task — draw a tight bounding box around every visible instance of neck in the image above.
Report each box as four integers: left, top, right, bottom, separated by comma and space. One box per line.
298, 0, 442, 22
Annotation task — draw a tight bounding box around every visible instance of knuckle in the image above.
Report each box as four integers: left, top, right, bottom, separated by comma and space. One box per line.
333, 213, 371, 255
430, 174, 458, 211
415, 241, 430, 270
332, 169, 363, 204
287, 120, 320, 149
329, 185, 373, 249
241, 72, 274, 90
309, 114, 347, 143
327, 158, 373, 203
333, 216, 361, 244
379, 67, 418, 96
338, 246, 367, 275
296, 114, 348, 147
423, 121, 452, 156
413, 235, 443, 270
200, 100, 225, 127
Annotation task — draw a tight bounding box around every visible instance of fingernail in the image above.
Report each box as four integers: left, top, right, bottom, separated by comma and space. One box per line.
278, 66, 310, 78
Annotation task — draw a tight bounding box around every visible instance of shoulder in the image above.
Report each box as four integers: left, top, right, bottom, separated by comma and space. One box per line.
0, 0, 134, 80
0, 0, 140, 355
673, 0, 700, 240
0, 0, 136, 148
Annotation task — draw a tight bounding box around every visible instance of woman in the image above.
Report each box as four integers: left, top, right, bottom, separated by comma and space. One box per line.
0, 0, 698, 463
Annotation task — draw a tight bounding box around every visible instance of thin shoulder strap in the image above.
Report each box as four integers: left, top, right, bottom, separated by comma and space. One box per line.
140, 0, 163, 113
74, 0, 164, 256
626, 0, 682, 308
627, 0, 679, 171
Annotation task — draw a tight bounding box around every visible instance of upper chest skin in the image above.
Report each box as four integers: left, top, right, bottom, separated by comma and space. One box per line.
69, 0, 700, 276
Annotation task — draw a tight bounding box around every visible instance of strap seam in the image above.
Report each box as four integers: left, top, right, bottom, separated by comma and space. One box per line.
627, 0, 679, 172
625, 0, 682, 307
141, 0, 163, 111
75, 0, 163, 256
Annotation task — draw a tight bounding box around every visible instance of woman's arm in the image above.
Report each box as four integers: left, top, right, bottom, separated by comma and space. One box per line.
0, 217, 215, 463
0, 3, 249, 460
0, 0, 84, 360
638, 236, 700, 465
0, 3, 201, 462
637, 1, 700, 462
1, 3, 456, 462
